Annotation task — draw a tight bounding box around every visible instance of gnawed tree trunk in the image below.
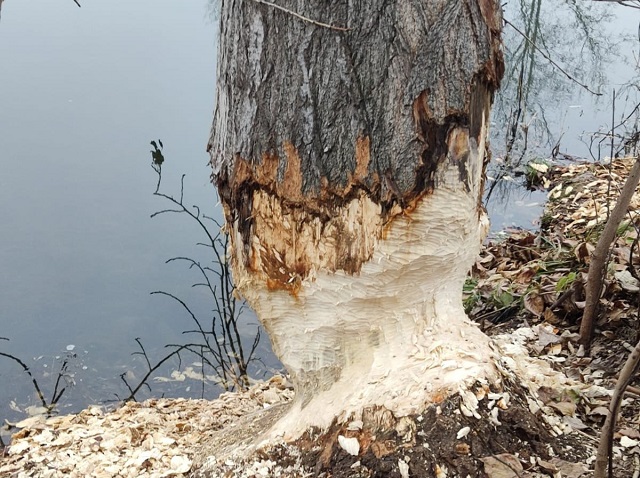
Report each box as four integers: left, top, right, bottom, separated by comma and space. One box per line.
208, 0, 504, 440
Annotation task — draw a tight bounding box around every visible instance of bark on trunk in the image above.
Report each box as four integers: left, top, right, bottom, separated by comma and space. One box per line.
209, 0, 503, 439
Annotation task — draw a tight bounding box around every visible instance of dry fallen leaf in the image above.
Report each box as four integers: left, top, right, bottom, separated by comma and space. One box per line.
549, 457, 588, 477
549, 401, 576, 417
524, 292, 545, 317
537, 326, 563, 348
618, 428, 640, 439
589, 406, 610, 416
479, 454, 523, 478
543, 308, 561, 325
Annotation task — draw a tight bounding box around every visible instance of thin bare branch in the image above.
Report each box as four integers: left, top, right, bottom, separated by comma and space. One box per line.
0, 352, 49, 410
594, 338, 640, 477
250, 0, 348, 31
592, 0, 640, 9
580, 156, 640, 350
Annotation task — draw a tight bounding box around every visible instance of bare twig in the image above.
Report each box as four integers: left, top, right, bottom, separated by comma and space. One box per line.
121, 344, 192, 402
250, 0, 348, 31
0, 347, 76, 419
50, 354, 73, 406
503, 18, 602, 96
123, 142, 264, 400
592, 0, 640, 9
594, 338, 640, 478
0, 352, 49, 410
580, 156, 640, 351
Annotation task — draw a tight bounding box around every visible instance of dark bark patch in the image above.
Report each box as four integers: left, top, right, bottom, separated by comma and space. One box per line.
478, 0, 502, 35
411, 89, 471, 195
216, 161, 255, 265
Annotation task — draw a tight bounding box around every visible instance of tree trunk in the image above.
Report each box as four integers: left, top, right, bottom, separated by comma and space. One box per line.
209, 0, 504, 440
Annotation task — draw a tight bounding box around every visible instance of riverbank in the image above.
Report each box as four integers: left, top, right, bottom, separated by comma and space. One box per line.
2, 157, 640, 477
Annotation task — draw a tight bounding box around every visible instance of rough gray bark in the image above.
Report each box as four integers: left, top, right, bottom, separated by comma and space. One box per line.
208, 0, 504, 439
209, 0, 503, 281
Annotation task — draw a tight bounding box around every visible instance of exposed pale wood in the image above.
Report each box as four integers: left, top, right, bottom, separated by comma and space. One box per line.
209, 0, 504, 438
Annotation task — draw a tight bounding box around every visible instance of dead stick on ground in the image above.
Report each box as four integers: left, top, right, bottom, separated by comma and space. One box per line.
580, 156, 640, 351
625, 385, 640, 396
594, 338, 640, 478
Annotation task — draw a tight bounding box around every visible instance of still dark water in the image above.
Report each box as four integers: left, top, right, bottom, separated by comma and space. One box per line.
0, 1, 638, 443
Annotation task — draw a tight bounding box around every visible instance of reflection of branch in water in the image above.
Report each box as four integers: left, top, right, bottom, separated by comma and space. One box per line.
592, 0, 640, 9
487, 2, 615, 207
588, 90, 640, 161
487, 2, 545, 206
495, 3, 614, 144
504, 18, 602, 96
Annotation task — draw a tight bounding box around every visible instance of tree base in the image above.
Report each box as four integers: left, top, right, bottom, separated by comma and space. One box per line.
193, 325, 594, 476
263, 316, 499, 442
231, 179, 499, 439
193, 375, 591, 478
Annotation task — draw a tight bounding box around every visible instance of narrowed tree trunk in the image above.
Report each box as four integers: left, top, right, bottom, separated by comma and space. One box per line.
209, 0, 503, 440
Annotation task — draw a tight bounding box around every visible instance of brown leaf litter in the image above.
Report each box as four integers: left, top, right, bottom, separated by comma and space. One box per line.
468, 156, 640, 477
3, 157, 640, 477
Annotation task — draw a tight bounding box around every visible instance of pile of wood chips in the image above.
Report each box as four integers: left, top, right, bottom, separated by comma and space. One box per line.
0, 377, 293, 477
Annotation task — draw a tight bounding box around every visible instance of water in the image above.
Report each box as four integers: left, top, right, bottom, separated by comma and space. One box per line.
0, 0, 276, 442
486, 3, 640, 231
0, 1, 638, 443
